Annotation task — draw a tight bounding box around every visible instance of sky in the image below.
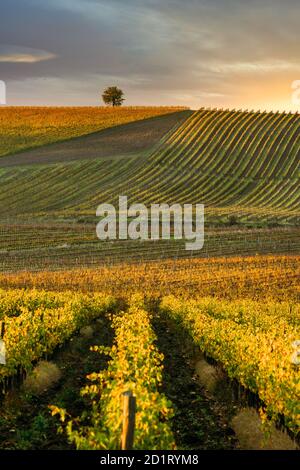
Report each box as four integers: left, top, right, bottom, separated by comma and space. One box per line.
0, 0, 299, 111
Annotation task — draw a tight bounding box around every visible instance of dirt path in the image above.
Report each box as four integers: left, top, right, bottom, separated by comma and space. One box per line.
152, 311, 237, 450
0, 111, 191, 168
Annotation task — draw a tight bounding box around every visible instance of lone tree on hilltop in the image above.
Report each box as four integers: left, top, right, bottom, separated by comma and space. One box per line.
102, 86, 125, 107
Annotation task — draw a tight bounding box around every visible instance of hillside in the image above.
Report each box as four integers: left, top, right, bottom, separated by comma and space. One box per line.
0, 108, 299, 222
0, 107, 299, 270
0, 106, 188, 158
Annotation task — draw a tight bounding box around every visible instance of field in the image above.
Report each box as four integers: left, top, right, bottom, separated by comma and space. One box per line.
0, 107, 299, 270
0, 108, 299, 225
0, 255, 299, 301
0, 106, 299, 450
0, 106, 187, 158
0, 266, 299, 449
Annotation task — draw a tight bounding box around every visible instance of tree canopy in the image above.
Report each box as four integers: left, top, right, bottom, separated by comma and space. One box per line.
102, 86, 125, 107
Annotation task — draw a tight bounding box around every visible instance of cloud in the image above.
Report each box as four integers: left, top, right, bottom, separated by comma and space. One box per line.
209, 60, 300, 75
0, 0, 299, 110
0, 46, 56, 63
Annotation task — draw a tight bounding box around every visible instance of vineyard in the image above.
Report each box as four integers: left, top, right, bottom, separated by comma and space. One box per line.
0, 290, 116, 381
0, 106, 299, 450
51, 296, 175, 450
0, 108, 299, 224
160, 296, 300, 434
0, 255, 299, 301
0, 224, 299, 272
0, 279, 299, 449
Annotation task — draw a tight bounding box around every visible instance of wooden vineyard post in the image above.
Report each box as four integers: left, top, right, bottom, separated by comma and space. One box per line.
121, 391, 136, 450
0, 321, 5, 339
0, 321, 5, 394
0, 320, 6, 393
0, 320, 5, 364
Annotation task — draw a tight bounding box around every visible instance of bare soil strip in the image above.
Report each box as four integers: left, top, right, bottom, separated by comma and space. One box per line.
0, 111, 191, 168
152, 309, 237, 450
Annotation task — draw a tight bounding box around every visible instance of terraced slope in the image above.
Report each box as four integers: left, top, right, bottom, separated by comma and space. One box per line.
0, 108, 299, 223
104, 107, 300, 223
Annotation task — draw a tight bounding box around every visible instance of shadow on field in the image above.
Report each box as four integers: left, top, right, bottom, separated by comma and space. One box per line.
151, 309, 237, 450
0, 110, 192, 167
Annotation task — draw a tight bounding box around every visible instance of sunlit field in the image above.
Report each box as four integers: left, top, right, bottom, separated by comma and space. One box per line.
0, 106, 186, 157
0, 106, 299, 450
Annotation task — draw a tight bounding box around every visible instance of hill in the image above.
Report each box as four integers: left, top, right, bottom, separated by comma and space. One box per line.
0, 107, 299, 270
0, 108, 299, 222
0, 106, 188, 158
